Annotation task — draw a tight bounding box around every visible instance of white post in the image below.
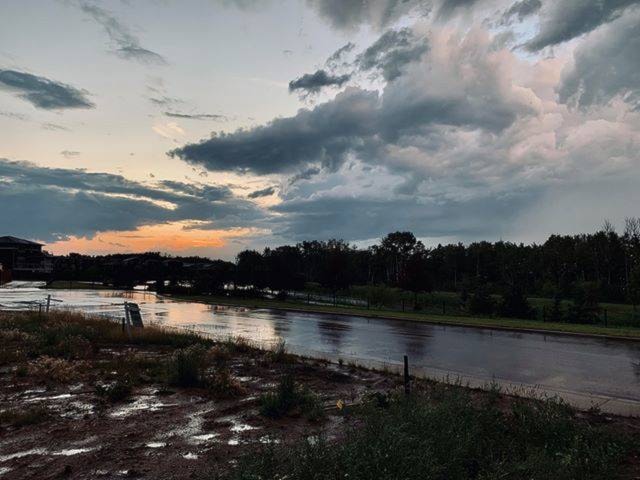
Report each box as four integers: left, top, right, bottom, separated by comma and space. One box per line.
123, 302, 133, 341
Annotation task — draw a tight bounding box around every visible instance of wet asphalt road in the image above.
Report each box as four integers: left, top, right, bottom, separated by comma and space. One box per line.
2, 284, 639, 403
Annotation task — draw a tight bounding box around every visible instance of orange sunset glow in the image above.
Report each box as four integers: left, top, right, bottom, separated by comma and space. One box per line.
45, 222, 264, 257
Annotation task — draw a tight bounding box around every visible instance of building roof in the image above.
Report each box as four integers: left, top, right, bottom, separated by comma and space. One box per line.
0, 236, 43, 247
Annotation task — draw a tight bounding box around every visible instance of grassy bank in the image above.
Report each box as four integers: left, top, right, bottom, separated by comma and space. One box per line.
172, 294, 640, 340
1, 311, 638, 479
227, 388, 635, 480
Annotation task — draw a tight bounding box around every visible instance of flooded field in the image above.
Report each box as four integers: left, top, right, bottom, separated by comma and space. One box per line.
2, 282, 640, 407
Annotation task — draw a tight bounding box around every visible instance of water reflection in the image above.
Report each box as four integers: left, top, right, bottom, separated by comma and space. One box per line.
1, 283, 640, 401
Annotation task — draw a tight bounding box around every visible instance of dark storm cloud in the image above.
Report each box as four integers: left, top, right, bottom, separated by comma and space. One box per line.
270, 191, 537, 241
0, 69, 94, 110
525, 0, 640, 51
172, 36, 532, 176
436, 0, 481, 20
288, 69, 351, 94
357, 27, 428, 81
170, 88, 380, 175
164, 112, 228, 121
0, 159, 266, 241
325, 42, 356, 68
500, 0, 542, 24
80, 3, 167, 65
558, 10, 640, 109
288, 27, 426, 95
248, 186, 276, 198
305, 0, 428, 31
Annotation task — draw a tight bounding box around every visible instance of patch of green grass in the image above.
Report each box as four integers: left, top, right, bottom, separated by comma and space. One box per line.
0, 311, 216, 357
260, 374, 324, 421
230, 388, 633, 480
166, 344, 208, 388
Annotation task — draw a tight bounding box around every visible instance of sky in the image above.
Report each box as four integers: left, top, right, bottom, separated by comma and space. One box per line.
1, 0, 639, 260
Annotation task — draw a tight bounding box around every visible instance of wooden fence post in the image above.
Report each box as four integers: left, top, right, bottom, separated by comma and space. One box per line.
46, 294, 51, 313
404, 355, 410, 395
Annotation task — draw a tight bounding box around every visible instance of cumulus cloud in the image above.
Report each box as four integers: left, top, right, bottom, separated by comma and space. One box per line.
0, 69, 94, 110
0, 159, 266, 241
173, 28, 536, 177
79, 3, 167, 65
558, 10, 640, 109
172, 20, 640, 244
525, 0, 640, 51
288, 69, 351, 95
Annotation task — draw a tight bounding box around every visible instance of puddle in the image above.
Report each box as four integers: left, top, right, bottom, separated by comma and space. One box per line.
161, 405, 214, 440
259, 435, 281, 444
25, 393, 73, 403
217, 415, 259, 434
21, 388, 46, 395
52, 447, 95, 456
230, 422, 256, 433
60, 401, 95, 419
146, 442, 166, 449
227, 439, 239, 446
183, 452, 198, 460
110, 396, 175, 418
0, 448, 47, 462
190, 433, 218, 444
0, 467, 12, 477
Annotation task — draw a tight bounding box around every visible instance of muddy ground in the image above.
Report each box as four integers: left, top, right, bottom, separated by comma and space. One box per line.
0, 343, 397, 479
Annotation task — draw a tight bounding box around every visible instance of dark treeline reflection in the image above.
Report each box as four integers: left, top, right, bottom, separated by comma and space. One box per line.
51, 219, 640, 322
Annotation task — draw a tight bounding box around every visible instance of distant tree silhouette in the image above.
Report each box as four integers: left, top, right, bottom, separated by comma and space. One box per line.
499, 283, 534, 319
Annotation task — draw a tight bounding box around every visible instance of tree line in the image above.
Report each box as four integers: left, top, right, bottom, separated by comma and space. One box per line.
51, 219, 640, 317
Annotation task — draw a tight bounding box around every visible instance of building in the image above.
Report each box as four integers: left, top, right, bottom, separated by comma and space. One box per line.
0, 236, 53, 276
0, 262, 11, 285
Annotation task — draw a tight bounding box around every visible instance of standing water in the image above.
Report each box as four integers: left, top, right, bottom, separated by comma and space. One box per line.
2, 281, 640, 409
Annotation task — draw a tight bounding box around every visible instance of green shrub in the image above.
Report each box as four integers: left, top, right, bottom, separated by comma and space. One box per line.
95, 379, 132, 403
205, 367, 245, 398
166, 344, 208, 387
260, 375, 324, 420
